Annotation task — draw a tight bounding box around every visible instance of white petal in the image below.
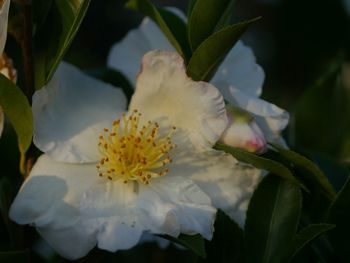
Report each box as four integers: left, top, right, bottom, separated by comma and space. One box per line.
226, 87, 289, 144
10, 154, 99, 229
0, 0, 10, 54
129, 51, 227, 147
212, 41, 265, 97
37, 224, 96, 260
182, 150, 262, 227
80, 175, 216, 252
33, 62, 127, 163
108, 15, 177, 85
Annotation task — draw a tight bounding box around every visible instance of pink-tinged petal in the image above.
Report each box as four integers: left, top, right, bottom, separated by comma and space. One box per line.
0, 0, 10, 54
220, 106, 267, 153
129, 51, 227, 148
33, 62, 127, 163
226, 87, 289, 144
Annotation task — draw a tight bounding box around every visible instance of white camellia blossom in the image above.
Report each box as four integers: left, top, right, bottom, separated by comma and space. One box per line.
10, 51, 261, 260
108, 10, 289, 148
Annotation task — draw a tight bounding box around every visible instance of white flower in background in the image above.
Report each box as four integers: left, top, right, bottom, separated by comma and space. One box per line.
0, 0, 10, 55
0, 0, 16, 136
10, 51, 261, 259
108, 9, 289, 148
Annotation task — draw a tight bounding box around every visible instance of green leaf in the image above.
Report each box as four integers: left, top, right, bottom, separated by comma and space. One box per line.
283, 224, 335, 262
188, 0, 236, 51
32, 0, 54, 31
158, 8, 191, 60
186, 18, 260, 81
215, 143, 308, 191
84, 67, 134, 103
295, 59, 350, 160
270, 144, 335, 200
199, 210, 243, 263
0, 250, 30, 263
187, 0, 197, 18
0, 74, 33, 153
327, 175, 350, 262
245, 175, 302, 263
126, 0, 189, 59
34, 0, 91, 89
160, 234, 206, 258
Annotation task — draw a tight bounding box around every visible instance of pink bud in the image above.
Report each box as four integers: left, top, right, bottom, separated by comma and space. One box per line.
219, 105, 267, 154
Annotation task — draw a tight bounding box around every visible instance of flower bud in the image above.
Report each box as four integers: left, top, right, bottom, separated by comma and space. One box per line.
219, 105, 267, 154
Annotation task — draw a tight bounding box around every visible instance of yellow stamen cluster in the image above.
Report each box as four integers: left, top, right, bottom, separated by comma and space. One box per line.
97, 109, 177, 185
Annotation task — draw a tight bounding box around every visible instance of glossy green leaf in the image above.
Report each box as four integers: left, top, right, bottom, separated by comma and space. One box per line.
34, 0, 91, 89
186, 18, 260, 81
327, 175, 350, 262
270, 144, 335, 200
283, 224, 335, 262
0, 250, 29, 262
84, 67, 134, 103
245, 175, 302, 263
0, 74, 33, 153
126, 0, 189, 59
160, 234, 206, 258
199, 210, 243, 263
215, 143, 308, 191
188, 0, 235, 51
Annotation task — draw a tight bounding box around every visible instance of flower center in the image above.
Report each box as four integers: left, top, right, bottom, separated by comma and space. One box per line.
96, 109, 177, 185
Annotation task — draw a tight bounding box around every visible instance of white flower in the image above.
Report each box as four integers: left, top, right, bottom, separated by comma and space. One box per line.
0, 0, 10, 135
108, 9, 289, 146
0, 0, 10, 56
10, 51, 261, 259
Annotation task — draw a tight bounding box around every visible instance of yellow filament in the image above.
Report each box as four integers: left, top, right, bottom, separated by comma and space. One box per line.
97, 109, 177, 185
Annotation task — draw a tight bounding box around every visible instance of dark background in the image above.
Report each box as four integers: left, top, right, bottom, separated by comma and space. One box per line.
66, 0, 350, 111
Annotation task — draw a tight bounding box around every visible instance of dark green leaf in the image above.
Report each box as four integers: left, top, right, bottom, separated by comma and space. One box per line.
270, 144, 335, 200
283, 224, 335, 262
305, 150, 349, 192
32, 0, 54, 31
34, 0, 91, 89
188, 0, 236, 51
295, 59, 350, 160
215, 143, 308, 191
186, 18, 260, 81
245, 175, 302, 263
187, 0, 197, 18
84, 67, 134, 103
0, 250, 30, 263
158, 8, 191, 60
0, 74, 33, 153
126, 0, 189, 59
199, 210, 243, 263
160, 234, 206, 258
327, 175, 350, 262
